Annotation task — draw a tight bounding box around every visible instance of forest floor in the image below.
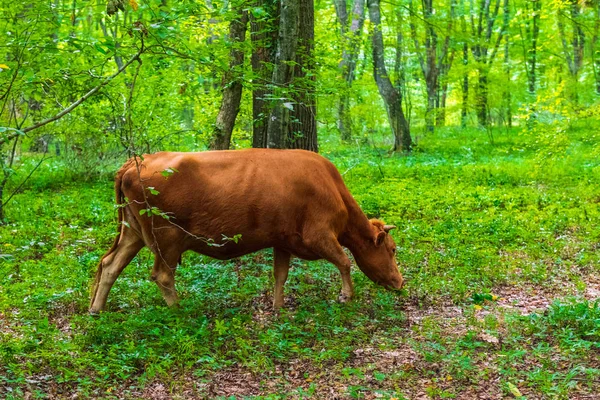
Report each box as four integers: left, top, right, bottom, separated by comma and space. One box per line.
1, 128, 600, 399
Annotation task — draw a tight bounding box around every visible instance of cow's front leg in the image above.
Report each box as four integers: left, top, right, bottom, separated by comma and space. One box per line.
273, 248, 291, 309
151, 250, 181, 307
306, 234, 354, 303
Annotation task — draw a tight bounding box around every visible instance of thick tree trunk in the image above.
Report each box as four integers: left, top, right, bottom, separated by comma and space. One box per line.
210, 9, 248, 150
266, 0, 299, 149
287, 0, 317, 152
251, 0, 278, 148
264, 0, 317, 151
368, 0, 411, 152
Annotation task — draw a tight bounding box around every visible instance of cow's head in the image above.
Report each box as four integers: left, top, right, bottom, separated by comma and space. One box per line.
353, 219, 404, 290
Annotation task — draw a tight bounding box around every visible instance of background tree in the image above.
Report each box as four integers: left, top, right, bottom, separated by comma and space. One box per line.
265, 0, 317, 151
368, 0, 412, 152
468, 0, 510, 127
250, 0, 278, 148
210, 6, 249, 150
557, 0, 586, 102
334, 0, 366, 141
409, 0, 456, 132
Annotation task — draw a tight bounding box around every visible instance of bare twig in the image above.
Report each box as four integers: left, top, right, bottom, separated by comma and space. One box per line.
2, 154, 50, 207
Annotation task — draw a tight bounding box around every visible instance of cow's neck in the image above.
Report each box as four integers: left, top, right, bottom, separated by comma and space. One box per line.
339, 202, 373, 252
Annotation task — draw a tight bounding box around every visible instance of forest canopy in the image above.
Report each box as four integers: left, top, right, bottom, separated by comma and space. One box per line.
1, 0, 599, 168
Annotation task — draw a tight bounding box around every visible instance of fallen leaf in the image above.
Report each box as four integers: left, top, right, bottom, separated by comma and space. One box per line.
507, 382, 522, 397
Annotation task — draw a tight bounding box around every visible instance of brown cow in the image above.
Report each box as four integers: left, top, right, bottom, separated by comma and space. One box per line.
89, 149, 403, 313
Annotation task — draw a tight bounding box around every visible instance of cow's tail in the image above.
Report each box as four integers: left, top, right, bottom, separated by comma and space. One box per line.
90, 158, 136, 307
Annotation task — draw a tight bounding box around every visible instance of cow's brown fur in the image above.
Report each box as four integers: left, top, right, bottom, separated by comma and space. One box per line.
90, 149, 403, 313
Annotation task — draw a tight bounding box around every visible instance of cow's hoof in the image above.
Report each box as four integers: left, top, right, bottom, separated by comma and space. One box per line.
89, 309, 100, 316
338, 293, 352, 303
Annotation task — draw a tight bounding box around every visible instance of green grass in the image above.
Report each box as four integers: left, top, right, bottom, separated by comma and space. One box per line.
1, 127, 599, 398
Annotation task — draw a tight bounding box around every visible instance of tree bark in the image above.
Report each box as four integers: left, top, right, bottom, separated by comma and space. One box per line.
368, 0, 411, 152
251, 0, 278, 148
475, 69, 488, 127
287, 0, 317, 152
263, 0, 317, 152
210, 9, 249, 150
266, 0, 299, 149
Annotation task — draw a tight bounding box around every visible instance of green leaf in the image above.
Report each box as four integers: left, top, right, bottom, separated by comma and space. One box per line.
161, 167, 179, 178
94, 43, 108, 55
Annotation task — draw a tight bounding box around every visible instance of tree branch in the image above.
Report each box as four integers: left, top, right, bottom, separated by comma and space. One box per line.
0, 39, 145, 146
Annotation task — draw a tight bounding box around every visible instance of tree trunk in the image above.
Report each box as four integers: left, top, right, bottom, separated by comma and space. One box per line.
503, 27, 512, 128
527, 0, 541, 94
287, 0, 317, 152
557, 0, 585, 102
338, 96, 352, 141
266, 0, 299, 149
469, 0, 510, 127
368, 0, 411, 152
335, 0, 366, 141
251, 0, 278, 148
461, 13, 468, 127
593, 0, 600, 95
425, 79, 436, 133
262, 0, 317, 151
0, 181, 5, 223
210, 9, 248, 150
437, 80, 449, 127
476, 69, 488, 127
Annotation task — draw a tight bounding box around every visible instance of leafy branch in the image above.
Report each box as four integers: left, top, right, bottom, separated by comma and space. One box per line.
0, 36, 146, 146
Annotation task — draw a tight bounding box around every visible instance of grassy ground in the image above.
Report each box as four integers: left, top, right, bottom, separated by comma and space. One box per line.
1, 127, 599, 399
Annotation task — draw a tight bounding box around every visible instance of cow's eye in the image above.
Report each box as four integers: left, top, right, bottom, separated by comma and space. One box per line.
392, 248, 396, 254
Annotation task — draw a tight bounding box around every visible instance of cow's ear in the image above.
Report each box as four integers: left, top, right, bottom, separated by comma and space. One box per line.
375, 230, 386, 246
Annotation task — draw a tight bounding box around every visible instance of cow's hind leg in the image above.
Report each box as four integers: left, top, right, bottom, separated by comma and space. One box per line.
306, 234, 354, 303
151, 249, 182, 307
273, 249, 291, 309
90, 228, 144, 314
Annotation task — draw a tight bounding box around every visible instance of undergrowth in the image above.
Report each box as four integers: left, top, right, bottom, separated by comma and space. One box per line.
1, 127, 599, 398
